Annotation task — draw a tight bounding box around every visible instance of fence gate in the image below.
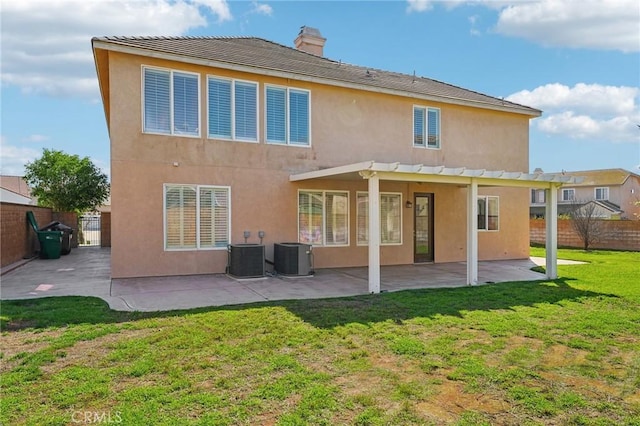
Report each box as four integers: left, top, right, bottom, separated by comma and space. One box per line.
79, 214, 101, 246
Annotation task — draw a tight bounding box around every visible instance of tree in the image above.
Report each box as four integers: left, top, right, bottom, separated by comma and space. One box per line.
568, 199, 608, 251
24, 149, 109, 213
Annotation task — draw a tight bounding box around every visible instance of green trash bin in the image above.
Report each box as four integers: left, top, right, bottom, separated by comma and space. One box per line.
26, 211, 63, 259
37, 231, 63, 259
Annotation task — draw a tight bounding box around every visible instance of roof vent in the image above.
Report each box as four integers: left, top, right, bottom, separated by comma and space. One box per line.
294, 26, 326, 56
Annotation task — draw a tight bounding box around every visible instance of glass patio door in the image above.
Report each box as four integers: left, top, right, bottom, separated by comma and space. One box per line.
414, 193, 434, 263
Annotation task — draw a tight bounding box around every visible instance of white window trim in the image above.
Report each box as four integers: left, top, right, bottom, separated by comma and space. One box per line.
141, 66, 201, 138
265, 84, 312, 147
356, 191, 403, 246
163, 184, 231, 251
206, 75, 259, 143
477, 195, 499, 232
594, 187, 609, 201
562, 188, 575, 202
297, 189, 349, 247
412, 105, 441, 150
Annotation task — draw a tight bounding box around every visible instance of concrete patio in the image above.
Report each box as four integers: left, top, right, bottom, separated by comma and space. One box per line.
1, 247, 549, 312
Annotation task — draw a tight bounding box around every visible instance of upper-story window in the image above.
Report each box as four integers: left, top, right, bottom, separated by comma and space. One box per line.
562, 188, 575, 202
595, 187, 609, 201
143, 67, 200, 136
413, 106, 440, 149
208, 77, 258, 142
266, 86, 310, 146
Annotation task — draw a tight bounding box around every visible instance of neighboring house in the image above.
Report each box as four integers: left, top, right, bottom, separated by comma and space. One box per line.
0, 176, 35, 205
92, 27, 577, 289
530, 169, 640, 220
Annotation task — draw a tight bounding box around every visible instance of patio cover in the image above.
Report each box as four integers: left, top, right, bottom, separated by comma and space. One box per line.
291, 161, 582, 293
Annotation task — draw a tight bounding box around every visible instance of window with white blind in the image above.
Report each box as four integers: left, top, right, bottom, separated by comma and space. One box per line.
143, 67, 199, 136
413, 106, 440, 148
478, 196, 499, 231
562, 188, 575, 202
208, 77, 258, 142
356, 192, 402, 245
595, 187, 609, 201
298, 190, 348, 246
266, 86, 310, 146
164, 184, 230, 250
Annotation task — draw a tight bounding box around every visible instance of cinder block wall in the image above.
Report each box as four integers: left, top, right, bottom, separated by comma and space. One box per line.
530, 219, 640, 251
1, 203, 52, 267
52, 211, 79, 249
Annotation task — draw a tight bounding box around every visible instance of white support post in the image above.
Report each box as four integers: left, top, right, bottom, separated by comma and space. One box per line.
545, 185, 558, 279
368, 173, 381, 293
467, 178, 478, 285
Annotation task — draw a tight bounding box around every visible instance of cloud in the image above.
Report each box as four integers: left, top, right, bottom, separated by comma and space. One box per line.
406, 0, 434, 13
249, 1, 272, 16
23, 134, 50, 143
507, 83, 640, 142
0, 0, 232, 99
0, 136, 41, 176
406, 0, 639, 52
495, 0, 640, 53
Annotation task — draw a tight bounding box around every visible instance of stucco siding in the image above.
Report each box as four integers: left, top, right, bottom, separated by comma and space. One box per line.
106, 51, 532, 278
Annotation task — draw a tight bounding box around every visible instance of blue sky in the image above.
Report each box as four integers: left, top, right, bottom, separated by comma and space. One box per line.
2, 0, 639, 178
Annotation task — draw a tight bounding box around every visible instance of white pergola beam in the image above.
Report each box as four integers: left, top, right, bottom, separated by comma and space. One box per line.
367, 173, 381, 293
545, 185, 558, 279
467, 178, 478, 285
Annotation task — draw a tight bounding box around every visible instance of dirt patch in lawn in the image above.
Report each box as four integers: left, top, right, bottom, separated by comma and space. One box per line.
0, 328, 65, 371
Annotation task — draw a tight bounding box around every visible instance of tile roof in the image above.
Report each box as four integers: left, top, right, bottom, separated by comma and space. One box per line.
549, 168, 639, 186
92, 36, 540, 116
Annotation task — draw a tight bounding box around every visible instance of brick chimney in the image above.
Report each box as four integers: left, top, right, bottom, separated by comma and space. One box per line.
294, 26, 326, 56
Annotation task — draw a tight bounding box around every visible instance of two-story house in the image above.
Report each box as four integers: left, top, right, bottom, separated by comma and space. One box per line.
530, 168, 640, 220
92, 27, 576, 291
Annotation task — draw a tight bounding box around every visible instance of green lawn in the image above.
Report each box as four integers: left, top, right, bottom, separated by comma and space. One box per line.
2, 248, 639, 425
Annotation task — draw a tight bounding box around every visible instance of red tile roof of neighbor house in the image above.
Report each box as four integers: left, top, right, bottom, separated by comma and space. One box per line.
549, 169, 640, 186
91, 36, 541, 117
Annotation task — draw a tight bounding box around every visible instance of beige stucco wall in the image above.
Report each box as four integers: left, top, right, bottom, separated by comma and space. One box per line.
105, 50, 532, 278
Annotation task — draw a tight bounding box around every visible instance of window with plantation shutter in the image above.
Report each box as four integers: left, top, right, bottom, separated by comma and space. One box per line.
165, 186, 197, 249
164, 184, 230, 250
207, 77, 257, 141
298, 190, 348, 246
325, 192, 348, 245
198, 187, 230, 248
143, 67, 199, 136
413, 106, 440, 149
266, 85, 310, 146
357, 192, 402, 245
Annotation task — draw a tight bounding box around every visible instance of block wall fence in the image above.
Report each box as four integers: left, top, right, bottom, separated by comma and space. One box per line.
530, 219, 640, 251
1, 202, 79, 269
